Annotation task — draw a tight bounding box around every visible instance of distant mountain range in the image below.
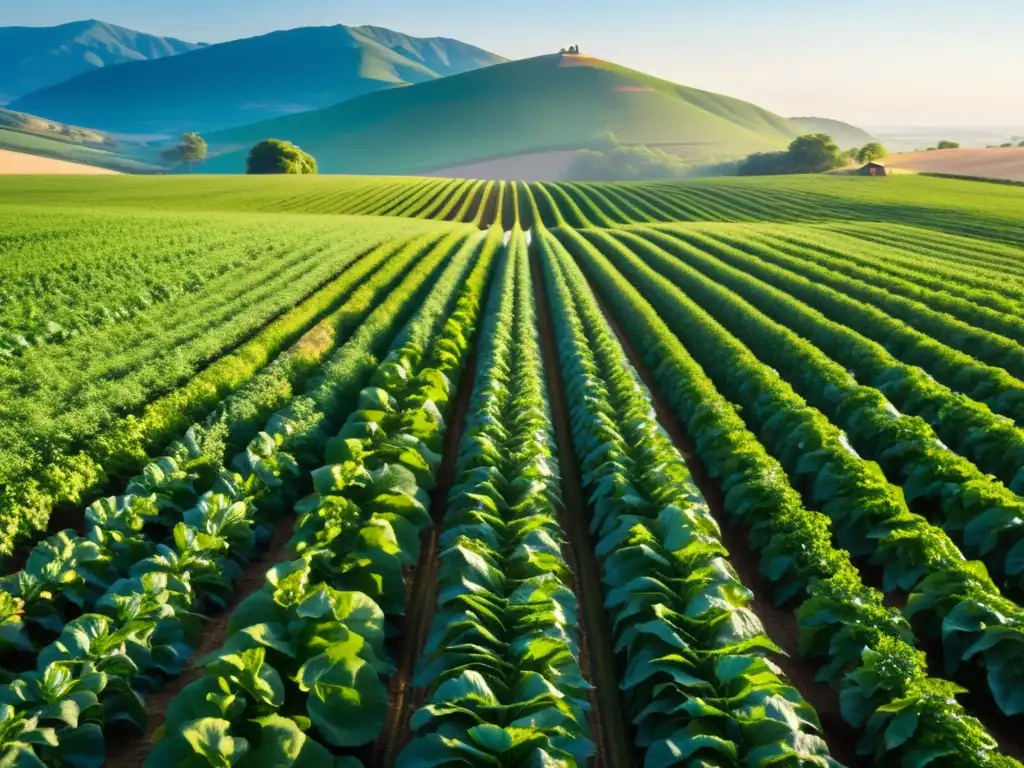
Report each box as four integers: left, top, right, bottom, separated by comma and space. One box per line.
201, 53, 804, 175
0, 20, 203, 105
1, 19, 879, 178
9, 24, 506, 135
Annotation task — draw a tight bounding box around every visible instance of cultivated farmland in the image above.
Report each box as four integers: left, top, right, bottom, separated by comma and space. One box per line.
1, 174, 1024, 768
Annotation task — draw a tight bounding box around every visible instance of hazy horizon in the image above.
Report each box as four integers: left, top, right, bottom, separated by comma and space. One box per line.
4, 0, 1023, 128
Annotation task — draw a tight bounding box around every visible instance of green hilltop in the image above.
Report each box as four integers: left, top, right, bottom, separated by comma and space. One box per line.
203, 53, 803, 174
10, 25, 506, 135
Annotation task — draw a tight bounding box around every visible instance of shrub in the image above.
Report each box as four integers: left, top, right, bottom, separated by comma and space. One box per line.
246, 139, 318, 175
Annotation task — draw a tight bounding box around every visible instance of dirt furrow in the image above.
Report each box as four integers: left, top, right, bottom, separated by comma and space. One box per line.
104, 513, 297, 768
530, 245, 636, 768
373, 346, 480, 768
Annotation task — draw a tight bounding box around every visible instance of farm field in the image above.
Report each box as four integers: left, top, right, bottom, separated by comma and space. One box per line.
883, 147, 1024, 183
1, 173, 1024, 768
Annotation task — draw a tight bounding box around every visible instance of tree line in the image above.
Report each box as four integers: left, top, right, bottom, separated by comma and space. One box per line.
738, 134, 890, 176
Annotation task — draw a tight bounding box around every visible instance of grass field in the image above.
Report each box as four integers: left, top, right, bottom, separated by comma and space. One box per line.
1, 172, 1024, 768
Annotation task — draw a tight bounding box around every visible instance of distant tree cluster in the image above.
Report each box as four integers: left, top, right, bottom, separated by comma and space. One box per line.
161, 132, 207, 171
0, 111, 28, 130
246, 139, 318, 175
937, 140, 960, 150
560, 45, 581, 54
840, 142, 888, 164
738, 133, 845, 176
567, 141, 691, 180
855, 142, 888, 164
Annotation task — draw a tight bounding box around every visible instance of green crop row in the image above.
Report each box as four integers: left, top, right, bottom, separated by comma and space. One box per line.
744, 230, 1024, 363
0, 229, 441, 557
825, 223, 1024, 285
564, 226, 1024, 719
661, 225, 1024, 433
762, 225, 1024, 315
703, 229, 1024, 384
0, 230, 477, 766
0, 217, 444, 555
562, 224, 1020, 767
631, 226, 1024, 495
540, 229, 838, 767
400, 230, 594, 766
608, 227, 1024, 600
147, 225, 501, 767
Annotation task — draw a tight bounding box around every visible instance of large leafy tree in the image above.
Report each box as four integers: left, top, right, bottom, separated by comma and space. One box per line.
246, 139, 318, 175
856, 141, 888, 164
161, 132, 207, 171
738, 133, 844, 176
786, 133, 843, 174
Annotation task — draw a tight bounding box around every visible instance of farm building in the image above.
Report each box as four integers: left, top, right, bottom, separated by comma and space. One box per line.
858, 161, 888, 176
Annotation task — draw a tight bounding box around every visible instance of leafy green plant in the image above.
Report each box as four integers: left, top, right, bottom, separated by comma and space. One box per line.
558, 223, 1019, 766
540, 231, 837, 766
148, 226, 501, 767
402, 235, 593, 767
563, 224, 1024, 718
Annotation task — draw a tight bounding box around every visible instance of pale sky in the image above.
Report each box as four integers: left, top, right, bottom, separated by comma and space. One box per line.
4, 0, 1023, 127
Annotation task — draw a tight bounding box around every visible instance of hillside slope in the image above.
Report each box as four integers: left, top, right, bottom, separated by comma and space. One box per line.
203, 53, 802, 174
789, 116, 877, 148
0, 147, 121, 174
0, 118, 162, 174
10, 25, 505, 135
0, 20, 201, 104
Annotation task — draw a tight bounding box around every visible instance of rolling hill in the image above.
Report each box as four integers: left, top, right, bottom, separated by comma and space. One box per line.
789, 116, 877, 148
202, 53, 803, 175
0, 20, 202, 105
0, 108, 163, 174
10, 25, 506, 135
0, 147, 121, 174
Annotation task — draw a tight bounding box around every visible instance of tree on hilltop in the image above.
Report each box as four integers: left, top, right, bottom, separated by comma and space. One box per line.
246, 139, 318, 175
937, 140, 960, 150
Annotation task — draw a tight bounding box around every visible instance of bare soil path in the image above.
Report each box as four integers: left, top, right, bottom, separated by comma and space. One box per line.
0, 148, 120, 174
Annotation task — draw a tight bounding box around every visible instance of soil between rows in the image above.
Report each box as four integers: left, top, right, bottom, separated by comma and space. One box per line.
104, 513, 297, 768
372, 346, 480, 767
531, 245, 636, 768
581, 271, 864, 767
